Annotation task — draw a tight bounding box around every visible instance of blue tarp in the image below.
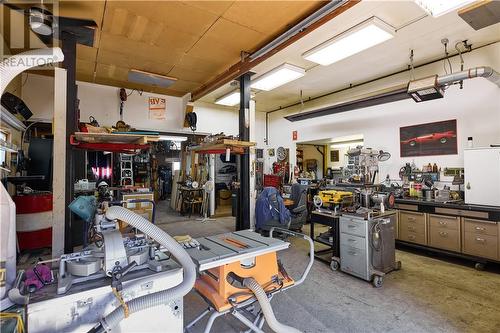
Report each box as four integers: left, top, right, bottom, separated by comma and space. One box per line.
255, 187, 291, 229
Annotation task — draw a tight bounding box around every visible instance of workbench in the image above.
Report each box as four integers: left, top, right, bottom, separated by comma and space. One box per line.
310, 210, 340, 265
394, 198, 500, 269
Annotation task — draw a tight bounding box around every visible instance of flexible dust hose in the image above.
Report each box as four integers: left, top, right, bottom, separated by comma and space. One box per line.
243, 277, 302, 333
0, 48, 64, 95
95, 206, 196, 332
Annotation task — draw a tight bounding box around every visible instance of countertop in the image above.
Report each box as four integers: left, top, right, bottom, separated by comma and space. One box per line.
395, 197, 500, 221
395, 197, 500, 213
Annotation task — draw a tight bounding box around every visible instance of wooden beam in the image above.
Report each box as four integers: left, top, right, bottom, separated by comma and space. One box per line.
191, 0, 360, 101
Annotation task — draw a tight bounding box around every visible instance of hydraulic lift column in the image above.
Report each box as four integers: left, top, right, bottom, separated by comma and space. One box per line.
237, 72, 251, 230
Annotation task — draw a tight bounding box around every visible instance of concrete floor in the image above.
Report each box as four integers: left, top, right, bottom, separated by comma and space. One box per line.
155, 204, 500, 333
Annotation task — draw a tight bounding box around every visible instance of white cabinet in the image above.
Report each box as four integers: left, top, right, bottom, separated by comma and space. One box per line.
464, 147, 500, 206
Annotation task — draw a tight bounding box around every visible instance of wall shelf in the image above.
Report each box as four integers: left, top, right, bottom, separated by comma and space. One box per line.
72, 132, 160, 144
70, 132, 159, 153
189, 139, 255, 155
0, 139, 18, 153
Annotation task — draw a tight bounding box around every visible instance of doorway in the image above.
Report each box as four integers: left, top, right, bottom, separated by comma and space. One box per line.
296, 135, 364, 180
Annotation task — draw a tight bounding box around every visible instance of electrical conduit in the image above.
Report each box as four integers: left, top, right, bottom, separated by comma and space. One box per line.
92, 206, 196, 332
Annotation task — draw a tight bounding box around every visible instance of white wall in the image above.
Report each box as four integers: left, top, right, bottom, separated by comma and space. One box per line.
22, 75, 244, 135
193, 101, 267, 146
263, 43, 500, 181
192, 101, 239, 136
328, 145, 350, 169
22, 75, 263, 138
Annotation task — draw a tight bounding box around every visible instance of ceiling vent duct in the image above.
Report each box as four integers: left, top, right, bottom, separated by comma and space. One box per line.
285, 66, 500, 121
459, 0, 500, 30
437, 66, 500, 87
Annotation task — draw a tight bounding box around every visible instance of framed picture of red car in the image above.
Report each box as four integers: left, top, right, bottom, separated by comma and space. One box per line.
400, 119, 457, 157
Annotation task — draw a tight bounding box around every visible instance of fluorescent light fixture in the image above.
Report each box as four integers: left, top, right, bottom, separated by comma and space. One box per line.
250, 63, 305, 91
159, 135, 188, 142
214, 90, 256, 106
215, 90, 240, 106
413, 0, 475, 17
303, 17, 395, 66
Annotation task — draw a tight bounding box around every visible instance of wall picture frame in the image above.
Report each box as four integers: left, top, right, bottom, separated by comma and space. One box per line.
330, 149, 340, 162
400, 119, 457, 157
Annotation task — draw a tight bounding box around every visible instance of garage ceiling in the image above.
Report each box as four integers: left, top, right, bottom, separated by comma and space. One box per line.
2, 0, 329, 97
200, 0, 500, 111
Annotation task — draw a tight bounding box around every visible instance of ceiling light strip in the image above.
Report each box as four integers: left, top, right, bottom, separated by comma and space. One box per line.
215, 90, 240, 106
303, 16, 395, 66
250, 63, 305, 91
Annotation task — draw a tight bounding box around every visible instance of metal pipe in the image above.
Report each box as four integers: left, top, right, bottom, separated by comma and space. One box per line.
209, 154, 215, 216
249, 0, 347, 61
269, 227, 314, 287
268, 40, 498, 115
238, 73, 251, 231
437, 66, 500, 87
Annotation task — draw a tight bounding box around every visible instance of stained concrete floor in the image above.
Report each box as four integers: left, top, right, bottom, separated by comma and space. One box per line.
156, 204, 500, 333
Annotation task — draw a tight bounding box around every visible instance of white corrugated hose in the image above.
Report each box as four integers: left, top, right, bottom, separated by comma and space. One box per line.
0, 48, 64, 95
243, 277, 302, 333
97, 206, 197, 332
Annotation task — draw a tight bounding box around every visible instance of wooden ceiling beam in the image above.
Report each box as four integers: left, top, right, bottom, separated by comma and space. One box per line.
190, 0, 360, 101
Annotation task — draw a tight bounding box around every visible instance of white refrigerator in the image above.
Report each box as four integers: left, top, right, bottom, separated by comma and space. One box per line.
464, 147, 500, 206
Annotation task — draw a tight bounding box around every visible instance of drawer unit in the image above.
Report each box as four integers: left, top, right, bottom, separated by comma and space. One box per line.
340, 233, 366, 250
428, 214, 460, 252
462, 233, 498, 260
399, 211, 427, 245
463, 218, 498, 236
340, 217, 367, 237
429, 228, 460, 252
339, 213, 398, 285
429, 214, 459, 231
340, 244, 367, 279
462, 218, 498, 260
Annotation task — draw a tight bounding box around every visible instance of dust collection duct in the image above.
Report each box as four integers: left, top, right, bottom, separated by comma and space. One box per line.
0, 48, 64, 95
0, 47, 64, 307
285, 66, 500, 122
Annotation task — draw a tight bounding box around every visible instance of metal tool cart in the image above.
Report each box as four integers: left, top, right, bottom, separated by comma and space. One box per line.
310, 210, 340, 267
338, 210, 401, 287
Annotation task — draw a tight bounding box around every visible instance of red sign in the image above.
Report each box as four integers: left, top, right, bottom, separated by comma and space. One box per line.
292, 130, 298, 141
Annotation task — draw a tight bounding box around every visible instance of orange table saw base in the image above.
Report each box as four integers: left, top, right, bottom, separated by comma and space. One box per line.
194, 252, 294, 312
